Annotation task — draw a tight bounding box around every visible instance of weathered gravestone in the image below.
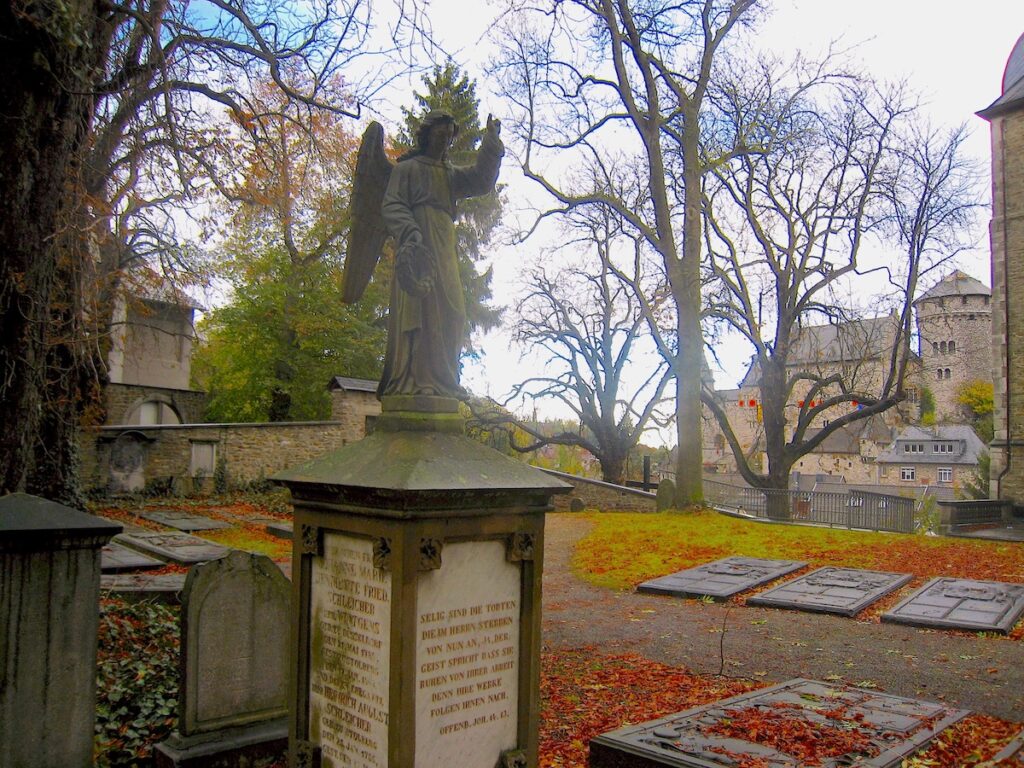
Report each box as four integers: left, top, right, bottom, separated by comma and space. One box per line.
746, 567, 913, 617
1, 493, 122, 768
881, 577, 1024, 634
154, 551, 290, 767
655, 479, 675, 512
101, 539, 164, 571
118, 530, 230, 564
589, 678, 970, 768
637, 557, 806, 600
140, 510, 231, 532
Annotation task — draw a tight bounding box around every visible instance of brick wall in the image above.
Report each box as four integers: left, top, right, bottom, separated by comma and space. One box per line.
541, 469, 657, 513
329, 389, 381, 437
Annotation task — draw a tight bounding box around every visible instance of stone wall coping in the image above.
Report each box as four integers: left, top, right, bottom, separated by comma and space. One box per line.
107, 382, 207, 395
88, 420, 344, 433
539, 469, 657, 500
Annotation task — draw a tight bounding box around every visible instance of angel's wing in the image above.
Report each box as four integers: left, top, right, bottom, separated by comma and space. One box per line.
341, 121, 393, 304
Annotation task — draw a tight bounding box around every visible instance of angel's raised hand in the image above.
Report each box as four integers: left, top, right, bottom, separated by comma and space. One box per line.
486, 113, 501, 137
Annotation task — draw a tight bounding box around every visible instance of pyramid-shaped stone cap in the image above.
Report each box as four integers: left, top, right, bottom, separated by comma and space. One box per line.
272, 430, 571, 517
0, 493, 123, 552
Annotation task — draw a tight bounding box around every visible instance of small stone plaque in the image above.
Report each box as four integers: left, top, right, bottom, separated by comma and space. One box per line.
140, 510, 231, 531
881, 577, 1024, 634
117, 531, 230, 564
637, 557, 807, 600
101, 539, 164, 572
746, 567, 913, 617
590, 679, 970, 768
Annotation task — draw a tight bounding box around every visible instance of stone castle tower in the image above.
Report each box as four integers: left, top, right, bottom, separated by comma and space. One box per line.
913, 270, 993, 420
979, 32, 1024, 505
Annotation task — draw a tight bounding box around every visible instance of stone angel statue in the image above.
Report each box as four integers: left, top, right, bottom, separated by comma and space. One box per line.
342, 111, 504, 401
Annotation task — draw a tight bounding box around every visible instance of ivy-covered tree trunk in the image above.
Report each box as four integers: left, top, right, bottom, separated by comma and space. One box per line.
0, 1, 107, 501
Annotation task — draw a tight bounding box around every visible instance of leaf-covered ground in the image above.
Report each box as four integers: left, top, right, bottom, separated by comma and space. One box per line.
539, 648, 1023, 767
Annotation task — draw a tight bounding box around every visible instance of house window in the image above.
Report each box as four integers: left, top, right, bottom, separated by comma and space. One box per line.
901, 467, 916, 481
962, 295, 968, 305
907, 387, 919, 403
190, 441, 217, 478
932, 341, 938, 354
939, 467, 952, 483
944, 368, 951, 380
940, 341, 947, 355
948, 340, 955, 354
936, 369, 943, 381
880, 465, 888, 477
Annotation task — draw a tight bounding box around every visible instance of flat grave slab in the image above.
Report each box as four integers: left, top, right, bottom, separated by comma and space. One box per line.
117, 531, 230, 565
590, 678, 969, 768
139, 510, 231, 532
881, 577, 1024, 634
101, 539, 164, 572
265, 521, 293, 540
637, 557, 806, 600
992, 728, 1024, 765
746, 566, 913, 617
101, 572, 187, 602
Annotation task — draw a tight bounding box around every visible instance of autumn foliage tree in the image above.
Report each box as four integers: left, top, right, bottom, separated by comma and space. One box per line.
193, 86, 388, 422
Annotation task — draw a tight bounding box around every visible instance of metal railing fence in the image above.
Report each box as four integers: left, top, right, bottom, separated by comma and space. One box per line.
704, 479, 915, 534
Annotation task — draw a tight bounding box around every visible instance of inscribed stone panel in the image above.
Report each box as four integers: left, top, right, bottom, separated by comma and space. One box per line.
415, 540, 520, 768
309, 534, 391, 768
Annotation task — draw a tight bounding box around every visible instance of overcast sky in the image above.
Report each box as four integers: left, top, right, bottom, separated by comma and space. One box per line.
373, 1, 1024, 440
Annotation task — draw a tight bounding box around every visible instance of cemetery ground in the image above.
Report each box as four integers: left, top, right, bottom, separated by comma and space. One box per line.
91, 493, 1024, 767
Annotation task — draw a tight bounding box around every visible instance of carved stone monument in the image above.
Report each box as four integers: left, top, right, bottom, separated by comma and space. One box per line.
274, 398, 569, 767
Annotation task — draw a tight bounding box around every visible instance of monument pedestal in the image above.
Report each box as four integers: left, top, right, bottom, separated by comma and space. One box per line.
273, 400, 569, 768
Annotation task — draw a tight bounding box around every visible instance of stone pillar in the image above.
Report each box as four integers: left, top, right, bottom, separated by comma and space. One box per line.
0, 493, 122, 768
273, 397, 569, 768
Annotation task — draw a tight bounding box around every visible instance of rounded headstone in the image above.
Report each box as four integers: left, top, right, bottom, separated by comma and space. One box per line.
569, 497, 586, 513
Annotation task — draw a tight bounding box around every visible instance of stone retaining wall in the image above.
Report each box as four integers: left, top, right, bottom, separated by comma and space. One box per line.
80, 421, 356, 494
540, 469, 657, 513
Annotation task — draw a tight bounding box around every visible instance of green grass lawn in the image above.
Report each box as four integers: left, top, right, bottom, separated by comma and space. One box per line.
570, 510, 1024, 591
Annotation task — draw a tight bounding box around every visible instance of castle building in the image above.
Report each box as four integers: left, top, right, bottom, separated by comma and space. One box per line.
913, 270, 993, 420
702, 272, 991, 481
980, 32, 1024, 506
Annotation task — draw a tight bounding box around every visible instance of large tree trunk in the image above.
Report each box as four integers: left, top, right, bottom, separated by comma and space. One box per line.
672, 120, 706, 507
0, 1, 108, 501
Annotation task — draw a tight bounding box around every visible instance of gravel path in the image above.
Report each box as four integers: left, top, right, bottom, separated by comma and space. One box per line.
541, 513, 1024, 722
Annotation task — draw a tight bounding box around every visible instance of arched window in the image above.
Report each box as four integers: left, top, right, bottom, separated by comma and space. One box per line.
948, 340, 955, 354
940, 341, 947, 355
937, 369, 943, 381
932, 341, 939, 354
944, 368, 951, 380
